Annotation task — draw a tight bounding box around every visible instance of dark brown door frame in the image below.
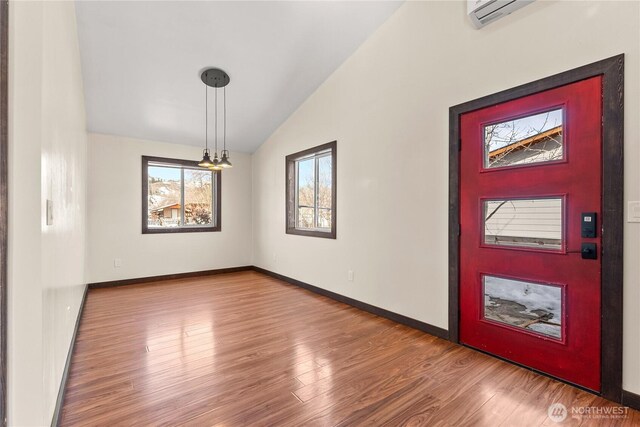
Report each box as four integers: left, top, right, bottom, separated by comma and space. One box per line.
448, 55, 624, 403
0, 0, 7, 424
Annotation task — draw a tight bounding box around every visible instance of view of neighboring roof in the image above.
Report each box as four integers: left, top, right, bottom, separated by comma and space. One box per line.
489, 126, 562, 159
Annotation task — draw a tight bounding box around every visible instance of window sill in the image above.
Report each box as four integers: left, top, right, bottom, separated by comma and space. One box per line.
142, 226, 221, 234
286, 227, 335, 239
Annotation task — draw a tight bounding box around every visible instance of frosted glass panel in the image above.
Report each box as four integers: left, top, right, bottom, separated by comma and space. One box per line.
483, 275, 562, 339
484, 109, 563, 169
484, 198, 563, 250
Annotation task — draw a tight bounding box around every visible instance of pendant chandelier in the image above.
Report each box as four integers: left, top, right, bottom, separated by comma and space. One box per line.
198, 68, 232, 170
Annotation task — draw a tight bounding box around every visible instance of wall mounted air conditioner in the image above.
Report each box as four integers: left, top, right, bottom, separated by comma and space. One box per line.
468, 0, 535, 29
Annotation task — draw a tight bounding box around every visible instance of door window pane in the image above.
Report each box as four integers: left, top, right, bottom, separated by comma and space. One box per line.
483, 275, 563, 339
148, 166, 182, 228
184, 169, 213, 226
484, 109, 563, 169
484, 198, 563, 250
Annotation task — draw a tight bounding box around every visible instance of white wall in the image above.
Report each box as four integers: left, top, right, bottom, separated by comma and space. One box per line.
8, 1, 88, 425
87, 134, 252, 283
8, 3, 638, 422
251, 0, 640, 395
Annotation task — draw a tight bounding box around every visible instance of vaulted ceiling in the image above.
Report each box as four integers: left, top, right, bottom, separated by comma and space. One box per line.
76, 1, 403, 152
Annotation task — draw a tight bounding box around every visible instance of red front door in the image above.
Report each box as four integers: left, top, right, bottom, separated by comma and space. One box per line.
459, 77, 602, 391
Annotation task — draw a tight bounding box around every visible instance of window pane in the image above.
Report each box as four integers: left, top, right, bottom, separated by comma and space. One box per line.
297, 158, 315, 209
484, 198, 562, 250
184, 169, 213, 226
484, 109, 563, 169
318, 155, 332, 210
483, 275, 562, 339
318, 208, 331, 229
297, 207, 314, 229
148, 166, 181, 227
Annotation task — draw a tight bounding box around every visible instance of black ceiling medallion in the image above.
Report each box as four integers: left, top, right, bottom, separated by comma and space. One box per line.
201, 68, 230, 88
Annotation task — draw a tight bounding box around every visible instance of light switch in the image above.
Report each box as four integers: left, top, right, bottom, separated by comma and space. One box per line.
629, 201, 640, 223
46, 200, 53, 225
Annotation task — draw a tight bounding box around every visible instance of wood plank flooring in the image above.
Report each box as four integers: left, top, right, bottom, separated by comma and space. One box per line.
61, 271, 639, 426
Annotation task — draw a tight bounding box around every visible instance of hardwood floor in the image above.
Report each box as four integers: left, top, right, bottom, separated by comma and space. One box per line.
61, 271, 639, 426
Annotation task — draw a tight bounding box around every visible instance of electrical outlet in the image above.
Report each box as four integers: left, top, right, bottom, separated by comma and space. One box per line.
272, 253, 277, 262
114, 258, 122, 268
347, 270, 354, 282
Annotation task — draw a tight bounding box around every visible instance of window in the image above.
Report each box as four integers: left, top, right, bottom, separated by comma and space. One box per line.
286, 141, 336, 238
482, 275, 564, 340
142, 156, 221, 233
483, 197, 563, 250
483, 108, 564, 169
